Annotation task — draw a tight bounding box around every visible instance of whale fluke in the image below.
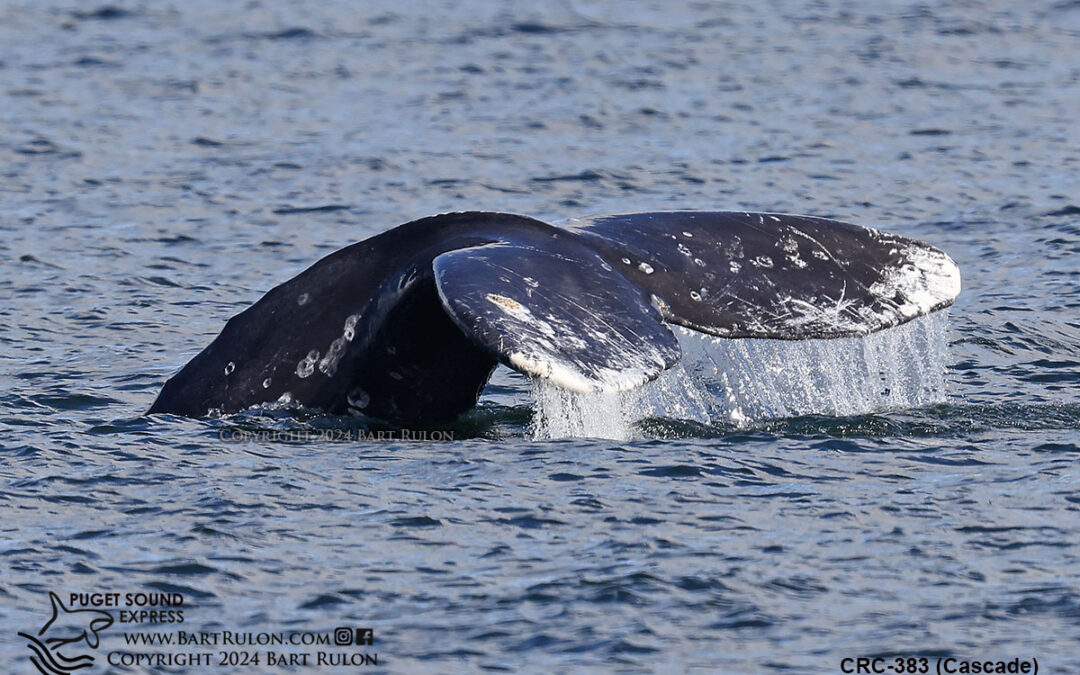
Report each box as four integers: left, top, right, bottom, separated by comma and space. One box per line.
564, 211, 961, 340
148, 211, 960, 424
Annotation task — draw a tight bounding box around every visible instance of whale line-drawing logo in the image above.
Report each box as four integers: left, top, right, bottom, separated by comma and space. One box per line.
17, 592, 114, 675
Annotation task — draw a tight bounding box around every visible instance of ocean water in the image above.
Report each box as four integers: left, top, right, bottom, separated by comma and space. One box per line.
2, 1, 1079, 672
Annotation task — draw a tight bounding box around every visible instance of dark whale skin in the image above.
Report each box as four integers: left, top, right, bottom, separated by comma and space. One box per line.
149, 211, 960, 424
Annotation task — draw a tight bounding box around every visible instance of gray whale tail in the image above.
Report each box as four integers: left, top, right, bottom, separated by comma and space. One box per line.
149, 211, 960, 424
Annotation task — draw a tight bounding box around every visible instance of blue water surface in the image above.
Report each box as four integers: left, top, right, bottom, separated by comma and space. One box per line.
1, 1, 1078, 672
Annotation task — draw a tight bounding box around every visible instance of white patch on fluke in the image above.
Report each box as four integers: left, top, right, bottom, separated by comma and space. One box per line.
869, 244, 961, 322
318, 337, 347, 376
487, 293, 528, 317
486, 293, 557, 337
509, 352, 595, 393
296, 350, 319, 378
343, 313, 360, 342
781, 294, 866, 334
509, 350, 660, 395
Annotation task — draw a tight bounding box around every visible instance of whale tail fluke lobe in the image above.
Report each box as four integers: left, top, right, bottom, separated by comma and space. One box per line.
564, 211, 961, 340
434, 239, 681, 394
149, 211, 961, 425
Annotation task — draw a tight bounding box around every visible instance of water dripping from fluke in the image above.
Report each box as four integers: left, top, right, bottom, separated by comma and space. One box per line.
529, 382, 642, 441
529, 312, 952, 440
